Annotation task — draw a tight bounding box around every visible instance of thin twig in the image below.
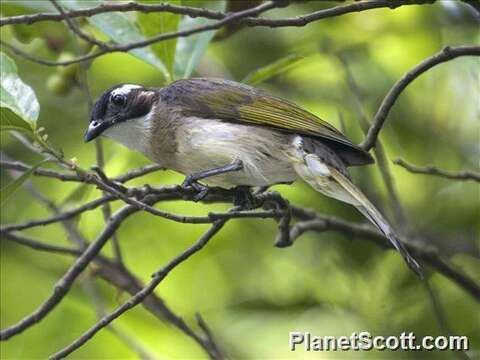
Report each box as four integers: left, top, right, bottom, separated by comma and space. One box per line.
1, 1, 439, 68
1, 1, 280, 67
0, 203, 142, 340
94, 260, 224, 360
50, 0, 108, 49
0, 2, 226, 26
1, 231, 80, 256
1, 232, 224, 358
288, 215, 480, 302
242, 0, 436, 27
82, 278, 156, 360
0, 195, 113, 232
394, 159, 480, 182
0, 159, 164, 184
0, 160, 83, 182
115, 164, 165, 182
0, 0, 434, 28
49, 216, 231, 360
360, 45, 480, 151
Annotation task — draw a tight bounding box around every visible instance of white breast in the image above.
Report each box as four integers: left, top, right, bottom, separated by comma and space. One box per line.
102, 113, 153, 158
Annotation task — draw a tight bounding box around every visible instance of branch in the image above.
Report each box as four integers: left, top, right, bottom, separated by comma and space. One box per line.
0, 2, 225, 26
394, 159, 480, 182
94, 260, 224, 360
49, 0, 107, 49
0, 160, 83, 182
115, 164, 165, 182
288, 214, 480, 302
242, 0, 435, 27
1, 1, 280, 67
49, 216, 230, 359
1, 232, 225, 358
0, 195, 112, 232
1, 231, 80, 256
0, 0, 433, 28
360, 45, 480, 151
0, 202, 142, 340
1, 1, 443, 68
0, 159, 163, 184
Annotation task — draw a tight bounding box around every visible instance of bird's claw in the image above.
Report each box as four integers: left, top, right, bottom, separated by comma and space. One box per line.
182, 176, 209, 202
233, 186, 255, 209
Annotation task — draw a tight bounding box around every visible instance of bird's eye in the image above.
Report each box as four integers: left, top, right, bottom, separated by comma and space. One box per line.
111, 94, 126, 106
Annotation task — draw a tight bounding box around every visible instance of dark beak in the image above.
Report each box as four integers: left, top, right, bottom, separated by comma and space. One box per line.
84, 120, 109, 142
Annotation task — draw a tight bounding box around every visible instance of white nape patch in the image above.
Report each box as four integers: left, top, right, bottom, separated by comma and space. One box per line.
102, 106, 154, 158
111, 84, 142, 97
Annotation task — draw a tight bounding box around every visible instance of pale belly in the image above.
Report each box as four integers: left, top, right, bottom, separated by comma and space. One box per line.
166, 119, 298, 188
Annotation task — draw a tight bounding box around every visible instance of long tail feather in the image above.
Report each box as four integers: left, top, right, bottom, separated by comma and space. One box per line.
294, 152, 422, 277
328, 167, 422, 277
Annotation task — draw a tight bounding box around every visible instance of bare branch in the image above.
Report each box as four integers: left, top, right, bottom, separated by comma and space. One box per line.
242, 0, 436, 27
49, 216, 230, 360
1, 1, 280, 67
1, 231, 80, 256
0, 159, 83, 182
1, 1, 441, 68
50, 0, 107, 49
0, 203, 141, 340
94, 262, 225, 359
114, 164, 165, 182
0, 0, 435, 28
288, 215, 480, 302
360, 45, 480, 151
0, 196, 112, 232
0, 2, 225, 27
0, 159, 163, 184
2, 231, 225, 358
394, 159, 480, 182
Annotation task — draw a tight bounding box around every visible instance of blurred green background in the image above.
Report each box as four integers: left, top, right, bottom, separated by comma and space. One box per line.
1, 1, 479, 359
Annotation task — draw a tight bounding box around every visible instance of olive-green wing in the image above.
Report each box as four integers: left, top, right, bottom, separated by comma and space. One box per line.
161, 78, 373, 165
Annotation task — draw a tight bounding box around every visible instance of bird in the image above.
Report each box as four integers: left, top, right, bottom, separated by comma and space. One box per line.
85, 78, 422, 276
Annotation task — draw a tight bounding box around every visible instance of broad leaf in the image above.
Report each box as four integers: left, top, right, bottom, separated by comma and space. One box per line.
0, 160, 48, 207
62, 1, 169, 77
174, 16, 216, 79
0, 52, 39, 131
0, 108, 34, 133
137, 10, 180, 82
242, 54, 305, 85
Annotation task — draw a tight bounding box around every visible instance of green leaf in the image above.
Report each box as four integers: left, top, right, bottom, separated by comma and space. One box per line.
242, 54, 305, 85
174, 16, 216, 79
0, 52, 39, 130
0, 108, 34, 133
0, 160, 47, 207
62, 1, 169, 77
137, 9, 180, 82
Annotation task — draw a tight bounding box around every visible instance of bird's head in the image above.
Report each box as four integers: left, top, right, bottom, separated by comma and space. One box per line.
85, 84, 157, 142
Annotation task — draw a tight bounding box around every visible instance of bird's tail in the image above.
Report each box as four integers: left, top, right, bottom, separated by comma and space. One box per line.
293, 152, 422, 277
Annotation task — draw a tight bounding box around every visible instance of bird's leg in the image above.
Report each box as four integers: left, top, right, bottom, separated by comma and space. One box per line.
233, 186, 256, 209
182, 160, 244, 202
